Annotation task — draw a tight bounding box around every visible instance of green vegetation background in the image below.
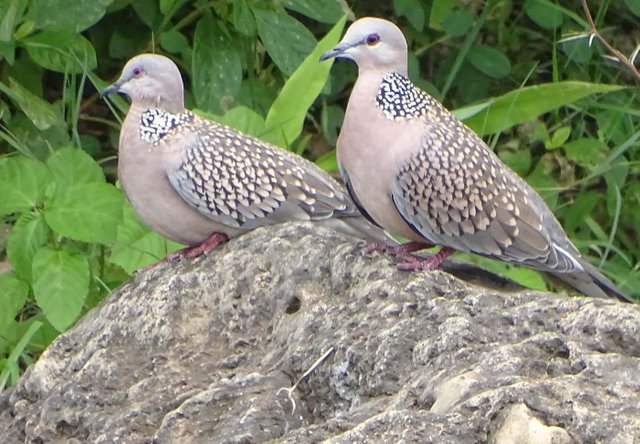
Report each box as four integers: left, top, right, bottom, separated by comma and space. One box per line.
0, 0, 638, 389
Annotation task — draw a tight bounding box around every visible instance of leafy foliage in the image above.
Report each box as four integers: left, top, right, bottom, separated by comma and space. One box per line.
0, 0, 639, 388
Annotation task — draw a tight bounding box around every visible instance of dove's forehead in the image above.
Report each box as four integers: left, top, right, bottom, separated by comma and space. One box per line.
121, 54, 175, 75
343, 17, 403, 40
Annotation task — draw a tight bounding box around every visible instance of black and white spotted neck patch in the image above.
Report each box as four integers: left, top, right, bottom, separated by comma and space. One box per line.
139, 109, 193, 144
376, 72, 439, 120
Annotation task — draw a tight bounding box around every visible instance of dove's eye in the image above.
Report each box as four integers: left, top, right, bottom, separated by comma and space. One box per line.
366, 34, 381, 46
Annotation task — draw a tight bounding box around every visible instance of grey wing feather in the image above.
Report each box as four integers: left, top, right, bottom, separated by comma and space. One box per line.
167, 117, 353, 229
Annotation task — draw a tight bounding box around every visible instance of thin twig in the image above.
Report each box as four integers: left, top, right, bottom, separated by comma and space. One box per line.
580, 0, 640, 82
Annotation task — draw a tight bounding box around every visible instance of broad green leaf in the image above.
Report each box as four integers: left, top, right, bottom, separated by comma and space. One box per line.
0, 156, 51, 216
498, 148, 532, 177
160, 29, 189, 54
45, 182, 124, 244
132, 0, 160, 28
6, 212, 48, 283
218, 106, 268, 137
545, 126, 571, 150
0, 78, 63, 130
233, 0, 256, 36
429, 0, 455, 30
467, 45, 511, 79
109, 202, 182, 274
442, 9, 474, 37
282, 0, 344, 24
22, 30, 97, 73
564, 192, 600, 232
457, 82, 625, 136
320, 103, 344, 147
560, 36, 591, 63
46, 146, 105, 186
524, 0, 563, 29
263, 16, 346, 147
236, 78, 277, 116
254, 8, 317, 76
0, 41, 15, 64
32, 246, 89, 331
193, 13, 242, 114
25, 0, 113, 33
624, 0, 640, 17
0, 273, 28, 332
160, 0, 186, 15
394, 0, 425, 31
563, 137, 607, 167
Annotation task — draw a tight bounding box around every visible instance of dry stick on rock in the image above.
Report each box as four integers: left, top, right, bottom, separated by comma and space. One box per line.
277, 347, 335, 415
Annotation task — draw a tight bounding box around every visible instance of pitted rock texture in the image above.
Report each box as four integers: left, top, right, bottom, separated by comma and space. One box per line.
0, 222, 638, 443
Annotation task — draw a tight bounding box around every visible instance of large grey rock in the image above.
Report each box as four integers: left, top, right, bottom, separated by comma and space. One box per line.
0, 222, 638, 443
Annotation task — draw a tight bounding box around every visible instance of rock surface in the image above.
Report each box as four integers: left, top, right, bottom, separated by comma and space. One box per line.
0, 222, 638, 443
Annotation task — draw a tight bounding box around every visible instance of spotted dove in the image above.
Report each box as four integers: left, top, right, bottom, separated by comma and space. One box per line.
102, 53, 384, 263
321, 18, 633, 302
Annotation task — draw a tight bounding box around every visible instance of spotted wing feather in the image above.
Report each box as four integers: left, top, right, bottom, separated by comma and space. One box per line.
390, 113, 581, 274
167, 115, 353, 229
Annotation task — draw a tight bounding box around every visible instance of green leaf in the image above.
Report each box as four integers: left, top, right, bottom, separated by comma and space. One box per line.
217, 106, 268, 137
160, 0, 186, 15
233, 0, 256, 36
560, 35, 592, 63
263, 16, 346, 147
46, 146, 105, 186
0, 273, 28, 332
393, 0, 425, 31
32, 246, 89, 331
160, 29, 189, 54
457, 82, 625, 136
193, 13, 242, 114
498, 148, 532, 177
320, 103, 344, 147
108, 202, 182, 274
525, 156, 559, 210
524, 0, 563, 30
564, 192, 600, 232
442, 9, 474, 37
0, 156, 52, 216
45, 182, 124, 244
282, 0, 343, 24
314, 149, 338, 172
0, 319, 42, 391
545, 126, 571, 150
626, 0, 640, 17
254, 8, 317, 76
467, 45, 511, 79
6, 212, 48, 283
458, 254, 548, 291
0, 41, 15, 64
132, 0, 160, 28
0, 78, 63, 130
563, 137, 607, 167
22, 30, 97, 73
429, 0, 455, 30
0, 0, 28, 42
25, 0, 113, 33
